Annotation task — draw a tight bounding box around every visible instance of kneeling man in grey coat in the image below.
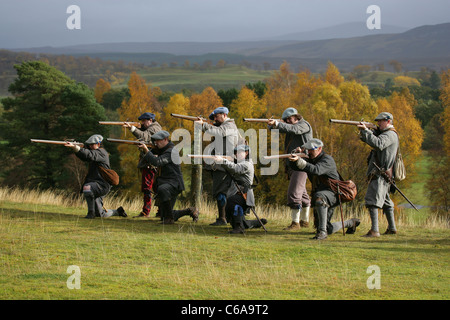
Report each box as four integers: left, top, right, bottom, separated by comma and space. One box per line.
289, 139, 360, 240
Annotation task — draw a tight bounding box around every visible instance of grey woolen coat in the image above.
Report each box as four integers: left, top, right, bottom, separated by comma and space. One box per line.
359, 126, 399, 208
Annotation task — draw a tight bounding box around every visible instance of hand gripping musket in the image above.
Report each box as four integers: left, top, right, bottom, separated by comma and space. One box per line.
106, 138, 155, 148
373, 163, 419, 211
170, 113, 208, 122
188, 154, 267, 232
31, 139, 84, 147
99, 121, 141, 127
329, 119, 378, 130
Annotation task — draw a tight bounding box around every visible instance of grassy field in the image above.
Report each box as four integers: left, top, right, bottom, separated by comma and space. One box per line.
0, 186, 448, 301
135, 66, 273, 92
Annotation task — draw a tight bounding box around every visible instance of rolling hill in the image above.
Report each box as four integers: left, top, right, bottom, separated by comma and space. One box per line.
242, 23, 450, 60
4, 23, 450, 74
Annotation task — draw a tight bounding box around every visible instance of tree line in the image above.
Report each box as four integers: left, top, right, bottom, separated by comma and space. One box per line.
1, 60, 448, 215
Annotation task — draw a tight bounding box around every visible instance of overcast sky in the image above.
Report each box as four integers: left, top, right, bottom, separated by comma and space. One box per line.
1, 0, 449, 48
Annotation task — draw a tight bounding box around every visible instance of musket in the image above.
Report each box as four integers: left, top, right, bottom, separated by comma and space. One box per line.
243, 117, 282, 123
220, 164, 268, 233
187, 154, 234, 161
106, 138, 155, 148
329, 119, 377, 129
99, 121, 141, 127
170, 114, 208, 122
263, 152, 309, 160
373, 163, 419, 211
31, 139, 84, 147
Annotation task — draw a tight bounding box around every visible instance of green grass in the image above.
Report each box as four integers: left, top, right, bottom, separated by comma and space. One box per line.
136, 66, 273, 92
0, 189, 448, 300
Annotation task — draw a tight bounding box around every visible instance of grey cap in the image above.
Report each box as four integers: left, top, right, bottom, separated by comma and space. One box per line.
234, 144, 250, 152
302, 138, 324, 150
209, 106, 229, 120
281, 107, 299, 120
138, 112, 156, 121
151, 130, 170, 140
375, 112, 393, 121
85, 134, 103, 145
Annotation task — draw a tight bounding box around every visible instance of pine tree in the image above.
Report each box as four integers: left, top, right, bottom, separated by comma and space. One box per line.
0, 61, 108, 189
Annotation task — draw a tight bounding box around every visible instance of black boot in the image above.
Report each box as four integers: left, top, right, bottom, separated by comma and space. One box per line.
229, 214, 245, 234
116, 206, 127, 218
160, 201, 175, 224
346, 218, 360, 234
210, 202, 227, 226
173, 207, 199, 222
83, 191, 96, 219
85, 211, 95, 219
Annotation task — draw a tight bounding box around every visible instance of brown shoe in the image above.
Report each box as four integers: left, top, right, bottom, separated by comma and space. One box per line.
284, 221, 301, 230
362, 230, 380, 238
383, 229, 397, 235
300, 220, 309, 227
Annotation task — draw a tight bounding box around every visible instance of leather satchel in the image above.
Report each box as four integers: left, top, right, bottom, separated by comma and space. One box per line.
325, 176, 357, 203
98, 165, 120, 186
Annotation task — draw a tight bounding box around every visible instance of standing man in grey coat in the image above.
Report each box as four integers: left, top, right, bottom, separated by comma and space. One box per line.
358, 112, 399, 237
196, 106, 239, 226
289, 139, 360, 240
268, 107, 313, 230
123, 112, 162, 218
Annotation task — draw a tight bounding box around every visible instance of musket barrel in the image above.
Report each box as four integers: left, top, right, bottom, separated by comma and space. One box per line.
99, 121, 140, 126
31, 139, 84, 146
263, 152, 308, 160
243, 118, 281, 122
187, 154, 233, 160
106, 138, 153, 147
329, 119, 377, 129
171, 114, 207, 121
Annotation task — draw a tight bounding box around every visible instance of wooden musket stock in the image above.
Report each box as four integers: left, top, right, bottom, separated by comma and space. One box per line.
99, 121, 141, 127
170, 114, 208, 122
263, 152, 308, 160
31, 139, 84, 147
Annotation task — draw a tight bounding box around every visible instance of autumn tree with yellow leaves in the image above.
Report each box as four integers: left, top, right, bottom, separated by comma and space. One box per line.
426, 69, 450, 213
94, 78, 111, 103
162, 93, 191, 133
252, 62, 424, 207
117, 72, 162, 191
230, 86, 266, 130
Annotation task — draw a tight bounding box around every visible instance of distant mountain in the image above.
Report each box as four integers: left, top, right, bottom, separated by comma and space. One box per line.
10, 23, 449, 60
6, 23, 449, 73
257, 22, 408, 41
241, 23, 450, 59
10, 41, 298, 56
243, 23, 450, 59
